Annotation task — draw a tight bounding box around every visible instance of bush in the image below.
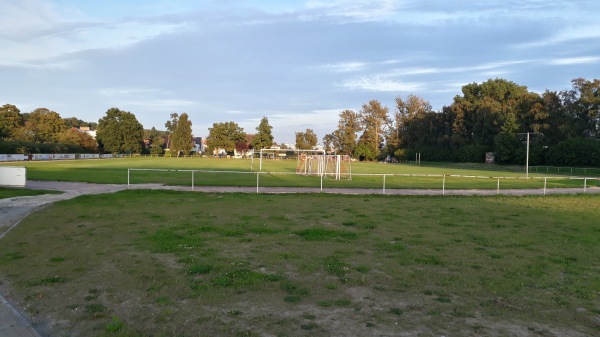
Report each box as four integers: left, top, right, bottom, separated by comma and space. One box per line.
0, 140, 91, 154
452, 144, 487, 163
545, 138, 600, 166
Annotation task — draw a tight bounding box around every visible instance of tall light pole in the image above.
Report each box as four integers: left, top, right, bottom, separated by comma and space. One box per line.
518, 132, 542, 178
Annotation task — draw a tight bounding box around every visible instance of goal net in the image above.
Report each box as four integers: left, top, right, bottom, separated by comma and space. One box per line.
296, 154, 352, 180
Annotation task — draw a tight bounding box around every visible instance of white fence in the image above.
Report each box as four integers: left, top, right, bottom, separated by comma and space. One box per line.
127, 168, 600, 195
0, 153, 117, 162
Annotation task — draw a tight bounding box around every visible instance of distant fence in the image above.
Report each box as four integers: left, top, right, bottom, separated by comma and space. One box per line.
530, 166, 600, 176
127, 168, 600, 195
0, 153, 118, 162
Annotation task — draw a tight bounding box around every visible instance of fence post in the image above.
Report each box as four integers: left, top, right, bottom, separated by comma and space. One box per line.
442, 175, 446, 196
544, 177, 547, 195
256, 172, 260, 194
584, 178, 587, 193
497, 177, 500, 194
127, 168, 130, 189
383, 174, 386, 194
192, 171, 194, 191
320, 173, 323, 192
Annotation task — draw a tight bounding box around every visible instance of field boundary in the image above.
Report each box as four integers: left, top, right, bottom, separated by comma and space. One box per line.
127, 168, 600, 195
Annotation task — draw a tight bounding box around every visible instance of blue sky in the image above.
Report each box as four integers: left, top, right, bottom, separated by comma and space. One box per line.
1, 0, 599, 143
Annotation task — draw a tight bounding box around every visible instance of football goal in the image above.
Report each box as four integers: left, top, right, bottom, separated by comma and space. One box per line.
296, 154, 352, 180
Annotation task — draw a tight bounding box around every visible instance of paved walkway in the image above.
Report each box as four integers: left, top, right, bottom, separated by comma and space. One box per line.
1, 181, 599, 336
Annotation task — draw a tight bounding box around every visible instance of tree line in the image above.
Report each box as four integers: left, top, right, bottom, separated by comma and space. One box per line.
323, 78, 600, 166
2, 77, 598, 165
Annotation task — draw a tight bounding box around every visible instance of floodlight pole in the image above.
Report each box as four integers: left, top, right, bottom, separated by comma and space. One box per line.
518, 132, 542, 179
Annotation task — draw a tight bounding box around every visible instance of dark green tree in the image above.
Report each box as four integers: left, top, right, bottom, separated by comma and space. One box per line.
25, 108, 66, 143
206, 121, 246, 154
251, 116, 274, 150
171, 113, 193, 156
96, 108, 144, 154
0, 104, 23, 140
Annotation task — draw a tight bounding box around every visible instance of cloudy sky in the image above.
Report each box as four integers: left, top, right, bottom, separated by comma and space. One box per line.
1, 0, 599, 143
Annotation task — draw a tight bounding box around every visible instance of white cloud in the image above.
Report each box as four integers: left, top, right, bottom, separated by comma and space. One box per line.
325, 62, 367, 72
342, 76, 424, 92
0, 0, 190, 68
304, 0, 400, 21
547, 56, 600, 66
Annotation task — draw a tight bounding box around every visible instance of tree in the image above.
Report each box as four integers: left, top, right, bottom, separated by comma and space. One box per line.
0, 104, 23, 140
560, 78, 600, 140
170, 113, 193, 156
358, 100, 389, 160
149, 135, 165, 155
164, 113, 179, 150
57, 128, 97, 152
206, 121, 246, 154
295, 129, 317, 150
251, 116, 274, 150
96, 108, 144, 154
324, 109, 362, 156
25, 108, 66, 143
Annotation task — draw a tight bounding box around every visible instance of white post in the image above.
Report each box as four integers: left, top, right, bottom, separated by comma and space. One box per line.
497, 177, 500, 194
127, 168, 130, 189
383, 174, 386, 194
442, 175, 446, 196
320, 173, 323, 192
526, 132, 530, 178
192, 171, 194, 191
544, 177, 547, 195
584, 178, 587, 193
418, 153, 421, 165
259, 149, 263, 171
256, 172, 260, 194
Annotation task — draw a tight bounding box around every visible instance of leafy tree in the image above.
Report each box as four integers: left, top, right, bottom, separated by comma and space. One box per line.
295, 129, 317, 150
150, 135, 165, 155
206, 121, 246, 154
57, 128, 97, 152
324, 109, 362, 156
560, 78, 600, 140
24, 108, 66, 143
0, 104, 23, 140
251, 116, 274, 150
96, 108, 144, 154
170, 113, 193, 156
359, 100, 389, 160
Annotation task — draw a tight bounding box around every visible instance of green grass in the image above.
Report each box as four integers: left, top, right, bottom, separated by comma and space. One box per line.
0, 190, 599, 336
0, 187, 62, 199
2, 157, 598, 189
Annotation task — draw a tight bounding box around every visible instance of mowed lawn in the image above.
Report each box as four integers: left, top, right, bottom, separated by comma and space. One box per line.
3, 157, 598, 189
0, 191, 599, 336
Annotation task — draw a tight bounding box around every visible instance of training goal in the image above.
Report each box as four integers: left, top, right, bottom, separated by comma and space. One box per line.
296, 154, 352, 180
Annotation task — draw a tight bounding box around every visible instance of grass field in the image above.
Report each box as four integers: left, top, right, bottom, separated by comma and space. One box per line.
0, 191, 599, 336
0, 187, 62, 199
3, 157, 599, 189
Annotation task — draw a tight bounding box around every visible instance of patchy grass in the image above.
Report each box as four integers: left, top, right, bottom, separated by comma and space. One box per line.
0, 191, 599, 336
0, 187, 62, 199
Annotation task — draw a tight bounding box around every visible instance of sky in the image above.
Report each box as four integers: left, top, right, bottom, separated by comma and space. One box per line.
1, 0, 599, 144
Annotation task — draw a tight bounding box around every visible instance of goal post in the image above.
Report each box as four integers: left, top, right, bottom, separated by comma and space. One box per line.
296, 154, 351, 180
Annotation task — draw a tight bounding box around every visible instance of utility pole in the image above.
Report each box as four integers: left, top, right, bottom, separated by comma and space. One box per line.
518, 132, 542, 178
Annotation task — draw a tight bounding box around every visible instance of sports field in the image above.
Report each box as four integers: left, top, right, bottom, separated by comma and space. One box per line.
0, 158, 599, 336
3, 157, 599, 190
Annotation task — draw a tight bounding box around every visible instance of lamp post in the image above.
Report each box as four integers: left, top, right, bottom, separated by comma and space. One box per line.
518, 132, 542, 178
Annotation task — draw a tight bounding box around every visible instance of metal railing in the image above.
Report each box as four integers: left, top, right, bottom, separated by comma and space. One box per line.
127, 168, 600, 195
